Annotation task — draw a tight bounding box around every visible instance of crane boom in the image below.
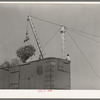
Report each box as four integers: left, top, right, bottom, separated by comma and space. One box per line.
27, 15, 44, 59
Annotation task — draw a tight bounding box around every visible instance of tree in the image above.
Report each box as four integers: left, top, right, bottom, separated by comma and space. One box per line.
10, 58, 23, 67
0, 58, 23, 69
16, 45, 36, 63
0, 61, 10, 68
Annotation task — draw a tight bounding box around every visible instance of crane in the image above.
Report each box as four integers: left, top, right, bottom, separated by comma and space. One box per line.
27, 15, 44, 59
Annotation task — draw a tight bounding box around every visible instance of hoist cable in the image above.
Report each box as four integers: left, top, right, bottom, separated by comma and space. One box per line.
68, 29, 100, 44
66, 26, 100, 38
24, 21, 28, 46
24, 20, 32, 46
29, 15, 61, 27
66, 30, 100, 80
26, 20, 32, 45
29, 15, 100, 38
26, 20, 28, 34
36, 27, 61, 55
43, 27, 61, 48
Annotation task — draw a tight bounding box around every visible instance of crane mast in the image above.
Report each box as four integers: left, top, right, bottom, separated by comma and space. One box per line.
27, 15, 44, 59
60, 26, 66, 59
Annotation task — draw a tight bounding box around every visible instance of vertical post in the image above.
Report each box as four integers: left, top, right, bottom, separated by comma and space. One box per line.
60, 26, 66, 59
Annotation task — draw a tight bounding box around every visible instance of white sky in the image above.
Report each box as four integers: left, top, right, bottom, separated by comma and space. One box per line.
0, 3, 100, 89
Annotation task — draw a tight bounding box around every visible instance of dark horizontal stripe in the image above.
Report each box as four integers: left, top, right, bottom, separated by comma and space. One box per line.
11, 71, 19, 74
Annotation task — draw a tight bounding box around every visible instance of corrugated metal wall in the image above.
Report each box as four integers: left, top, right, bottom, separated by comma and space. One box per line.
9, 67, 20, 89
0, 58, 70, 89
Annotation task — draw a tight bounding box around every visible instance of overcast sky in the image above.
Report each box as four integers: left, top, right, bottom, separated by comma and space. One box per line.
0, 3, 100, 89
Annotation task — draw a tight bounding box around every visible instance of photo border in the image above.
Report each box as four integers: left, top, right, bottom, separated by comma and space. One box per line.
0, 1, 100, 99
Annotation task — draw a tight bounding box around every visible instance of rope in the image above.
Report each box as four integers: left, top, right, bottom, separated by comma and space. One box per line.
29, 15, 100, 38
66, 30, 100, 80
29, 15, 61, 27
24, 19, 32, 46
36, 27, 61, 56
68, 29, 100, 44
43, 27, 61, 48
26, 19, 28, 34
66, 26, 100, 38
